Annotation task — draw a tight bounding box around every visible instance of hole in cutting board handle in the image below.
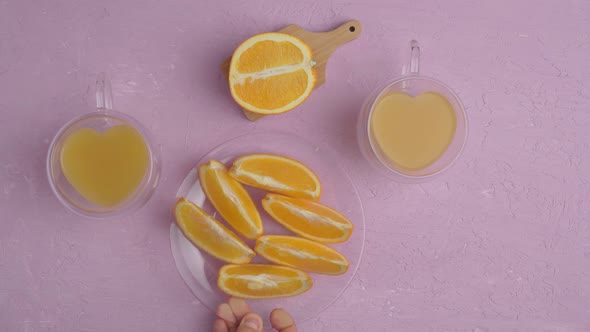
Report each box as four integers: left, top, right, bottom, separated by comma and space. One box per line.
349, 26, 356, 32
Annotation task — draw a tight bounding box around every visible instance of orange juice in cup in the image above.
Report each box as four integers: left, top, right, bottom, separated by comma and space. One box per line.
59, 123, 150, 207
370, 90, 457, 171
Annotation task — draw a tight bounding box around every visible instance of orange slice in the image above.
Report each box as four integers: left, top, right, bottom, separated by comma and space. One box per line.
199, 160, 263, 240
228, 33, 316, 115
229, 154, 321, 201
256, 235, 349, 275
174, 198, 255, 264
218, 264, 312, 299
262, 194, 353, 243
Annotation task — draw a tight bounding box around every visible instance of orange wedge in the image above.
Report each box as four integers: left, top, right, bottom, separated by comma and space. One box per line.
199, 160, 263, 240
228, 33, 316, 115
218, 264, 312, 299
262, 194, 353, 243
229, 154, 321, 201
174, 198, 255, 264
256, 235, 349, 275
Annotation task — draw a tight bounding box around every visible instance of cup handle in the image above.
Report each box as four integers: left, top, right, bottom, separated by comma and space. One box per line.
409, 40, 420, 74
96, 73, 113, 111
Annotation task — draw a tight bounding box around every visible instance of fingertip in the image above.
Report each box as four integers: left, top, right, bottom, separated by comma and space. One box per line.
270, 308, 296, 331
228, 297, 251, 319
217, 303, 235, 322
237, 312, 263, 332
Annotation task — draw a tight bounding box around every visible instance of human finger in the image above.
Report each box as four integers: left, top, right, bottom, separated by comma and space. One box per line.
216, 302, 238, 331
213, 318, 230, 332
270, 308, 297, 332
236, 312, 263, 332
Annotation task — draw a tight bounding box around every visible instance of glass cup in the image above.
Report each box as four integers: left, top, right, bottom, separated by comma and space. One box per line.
47, 74, 161, 218
357, 41, 468, 182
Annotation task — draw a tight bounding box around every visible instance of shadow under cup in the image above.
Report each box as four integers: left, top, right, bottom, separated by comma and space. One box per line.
357, 75, 468, 182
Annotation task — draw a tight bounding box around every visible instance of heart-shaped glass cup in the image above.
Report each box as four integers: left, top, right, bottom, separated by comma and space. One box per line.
357, 41, 468, 182
47, 74, 160, 218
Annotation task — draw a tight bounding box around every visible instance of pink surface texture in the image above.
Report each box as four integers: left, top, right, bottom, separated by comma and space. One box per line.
1, 0, 589, 331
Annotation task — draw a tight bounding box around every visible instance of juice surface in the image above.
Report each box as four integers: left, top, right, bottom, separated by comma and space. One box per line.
370, 91, 456, 171
60, 125, 149, 207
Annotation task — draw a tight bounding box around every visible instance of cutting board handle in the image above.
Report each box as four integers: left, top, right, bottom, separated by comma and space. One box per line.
325, 19, 362, 47
293, 19, 362, 58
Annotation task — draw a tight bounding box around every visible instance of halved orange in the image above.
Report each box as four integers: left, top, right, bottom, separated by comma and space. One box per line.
262, 194, 353, 243
199, 160, 263, 240
228, 33, 316, 115
218, 264, 312, 299
229, 154, 321, 201
256, 235, 349, 275
174, 198, 255, 264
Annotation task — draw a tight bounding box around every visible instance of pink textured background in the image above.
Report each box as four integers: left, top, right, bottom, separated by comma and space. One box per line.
1, 0, 589, 331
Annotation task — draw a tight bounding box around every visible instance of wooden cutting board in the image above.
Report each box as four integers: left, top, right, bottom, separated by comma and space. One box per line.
221, 19, 362, 121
